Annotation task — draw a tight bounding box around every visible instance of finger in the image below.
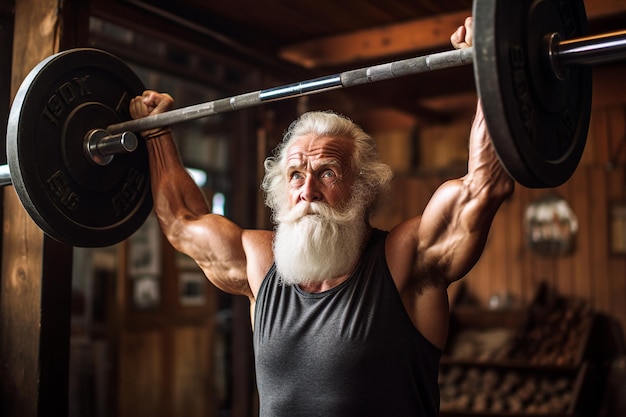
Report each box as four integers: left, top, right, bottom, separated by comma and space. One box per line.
141, 90, 161, 107
464, 17, 474, 47
450, 25, 467, 49
142, 91, 174, 113
129, 96, 150, 119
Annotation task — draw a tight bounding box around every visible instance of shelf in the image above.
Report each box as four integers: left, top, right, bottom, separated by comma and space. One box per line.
440, 284, 603, 416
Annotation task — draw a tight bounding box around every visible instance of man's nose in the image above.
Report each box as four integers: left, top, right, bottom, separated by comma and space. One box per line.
300, 175, 322, 202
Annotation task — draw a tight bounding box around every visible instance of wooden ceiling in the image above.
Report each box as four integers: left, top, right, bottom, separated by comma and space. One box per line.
96, 0, 626, 121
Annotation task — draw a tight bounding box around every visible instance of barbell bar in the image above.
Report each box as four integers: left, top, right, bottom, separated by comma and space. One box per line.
3, 0, 626, 247
106, 47, 474, 135
106, 30, 626, 135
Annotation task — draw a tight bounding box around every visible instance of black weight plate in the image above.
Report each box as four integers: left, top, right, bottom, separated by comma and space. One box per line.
473, 0, 591, 188
7, 48, 152, 247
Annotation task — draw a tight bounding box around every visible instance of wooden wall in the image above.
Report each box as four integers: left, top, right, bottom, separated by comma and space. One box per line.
111, 215, 219, 417
370, 62, 626, 334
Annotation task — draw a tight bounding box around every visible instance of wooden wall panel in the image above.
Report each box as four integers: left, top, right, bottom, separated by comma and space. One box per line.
119, 331, 164, 417
114, 232, 219, 417
569, 168, 593, 302
607, 167, 626, 326
172, 326, 215, 417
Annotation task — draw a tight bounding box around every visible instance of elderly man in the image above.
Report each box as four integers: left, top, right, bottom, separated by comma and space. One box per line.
130, 17, 513, 417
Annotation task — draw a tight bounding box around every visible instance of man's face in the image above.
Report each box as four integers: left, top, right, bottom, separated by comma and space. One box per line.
285, 134, 355, 211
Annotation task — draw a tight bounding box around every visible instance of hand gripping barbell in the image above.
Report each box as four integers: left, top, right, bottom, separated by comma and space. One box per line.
2, 0, 626, 247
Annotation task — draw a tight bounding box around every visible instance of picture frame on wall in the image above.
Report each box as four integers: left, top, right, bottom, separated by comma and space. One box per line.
128, 214, 162, 309
132, 275, 161, 309
179, 272, 207, 306
128, 214, 161, 277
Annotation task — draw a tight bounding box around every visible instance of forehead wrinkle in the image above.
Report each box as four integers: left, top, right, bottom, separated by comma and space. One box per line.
286, 154, 344, 177
286, 135, 352, 170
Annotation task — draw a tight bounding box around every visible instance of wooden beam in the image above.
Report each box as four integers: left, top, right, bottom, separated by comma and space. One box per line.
280, 0, 626, 69
2, 1, 62, 414
584, 0, 626, 19
280, 10, 469, 69
0, 1, 12, 164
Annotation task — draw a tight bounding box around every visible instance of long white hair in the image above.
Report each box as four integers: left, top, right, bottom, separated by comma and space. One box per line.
261, 111, 393, 285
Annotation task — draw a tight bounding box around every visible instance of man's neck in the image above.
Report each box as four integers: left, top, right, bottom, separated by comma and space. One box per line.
297, 273, 352, 293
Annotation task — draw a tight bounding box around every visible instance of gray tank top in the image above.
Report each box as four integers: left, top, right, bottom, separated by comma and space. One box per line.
253, 229, 441, 417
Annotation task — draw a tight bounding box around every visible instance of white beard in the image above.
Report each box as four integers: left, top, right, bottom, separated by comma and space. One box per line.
273, 199, 368, 286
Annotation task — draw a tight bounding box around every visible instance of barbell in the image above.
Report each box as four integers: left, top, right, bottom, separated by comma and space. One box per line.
3, 0, 626, 247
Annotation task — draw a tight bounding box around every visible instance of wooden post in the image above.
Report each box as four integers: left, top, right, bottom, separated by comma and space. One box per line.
230, 108, 261, 417
0, 0, 87, 416
0, 0, 12, 161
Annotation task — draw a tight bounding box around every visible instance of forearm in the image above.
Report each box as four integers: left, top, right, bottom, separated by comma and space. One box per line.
145, 130, 211, 222
438, 104, 514, 278
449, 20, 512, 201
466, 102, 514, 202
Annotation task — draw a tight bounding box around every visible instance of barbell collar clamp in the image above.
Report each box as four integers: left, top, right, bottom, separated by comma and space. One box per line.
84, 129, 138, 166
546, 33, 569, 81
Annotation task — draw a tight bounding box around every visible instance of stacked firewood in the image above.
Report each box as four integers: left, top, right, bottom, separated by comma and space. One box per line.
439, 366, 574, 414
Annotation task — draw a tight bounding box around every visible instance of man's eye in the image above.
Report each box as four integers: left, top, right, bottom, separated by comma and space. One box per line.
290, 172, 303, 181
321, 170, 335, 179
